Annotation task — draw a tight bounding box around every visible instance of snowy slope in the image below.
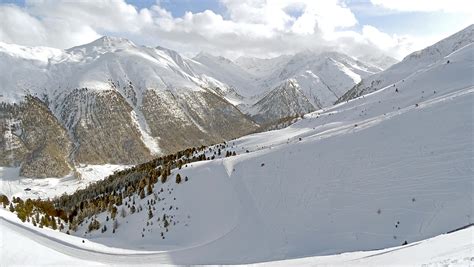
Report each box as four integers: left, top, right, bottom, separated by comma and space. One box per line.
338, 24, 474, 103
2, 210, 472, 266
191, 52, 259, 100
234, 55, 292, 79
270, 51, 380, 96
357, 53, 399, 71
248, 79, 315, 123
0, 36, 205, 103
244, 51, 381, 123
2, 29, 471, 265
0, 164, 129, 200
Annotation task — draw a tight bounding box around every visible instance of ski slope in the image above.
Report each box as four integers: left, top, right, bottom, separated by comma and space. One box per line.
338, 24, 474, 103
1, 209, 472, 266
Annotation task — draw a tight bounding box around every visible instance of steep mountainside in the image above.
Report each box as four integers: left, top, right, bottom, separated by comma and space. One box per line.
249, 51, 380, 123
0, 37, 257, 177
249, 79, 314, 123
357, 53, 399, 71
234, 55, 292, 79
195, 51, 382, 124
0, 96, 73, 177
191, 52, 259, 99
337, 24, 474, 103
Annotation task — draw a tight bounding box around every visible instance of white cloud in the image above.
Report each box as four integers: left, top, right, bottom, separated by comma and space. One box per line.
360, 25, 426, 59
0, 4, 100, 48
0, 0, 459, 60
370, 0, 474, 14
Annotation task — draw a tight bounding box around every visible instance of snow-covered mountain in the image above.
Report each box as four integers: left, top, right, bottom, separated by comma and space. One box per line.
357, 53, 399, 71
248, 51, 379, 123
337, 24, 474, 103
2, 23, 472, 265
0, 37, 257, 177
0, 35, 389, 177
235, 55, 293, 78
199, 50, 383, 123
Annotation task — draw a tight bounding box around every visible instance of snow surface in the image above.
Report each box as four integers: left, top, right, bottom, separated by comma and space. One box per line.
0, 164, 129, 199
0, 36, 206, 104
1, 209, 472, 266
340, 24, 474, 102
235, 55, 293, 78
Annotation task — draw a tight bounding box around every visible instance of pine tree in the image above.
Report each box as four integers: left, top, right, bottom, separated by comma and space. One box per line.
0, 194, 9, 207
148, 209, 153, 220
147, 183, 153, 196
176, 174, 182, 184
111, 206, 117, 219
88, 219, 100, 232
51, 218, 58, 230
113, 219, 119, 231
161, 171, 168, 183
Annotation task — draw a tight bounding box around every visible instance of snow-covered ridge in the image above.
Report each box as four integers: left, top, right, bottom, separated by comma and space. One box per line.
0, 36, 206, 103
404, 24, 473, 62
337, 24, 474, 103
0, 42, 64, 63
0, 35, 388, 127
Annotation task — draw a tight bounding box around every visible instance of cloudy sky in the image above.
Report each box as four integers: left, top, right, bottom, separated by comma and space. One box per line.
0, 0, 472, 60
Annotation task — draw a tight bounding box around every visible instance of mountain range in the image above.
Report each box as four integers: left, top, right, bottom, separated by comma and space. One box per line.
0, 36, 396, 177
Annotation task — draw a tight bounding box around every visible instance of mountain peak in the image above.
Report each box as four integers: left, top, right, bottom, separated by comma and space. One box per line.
194, 52, 233, 64
194, 51, 213, 60
91, 36, 135, 47
67, 36, 136, 53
